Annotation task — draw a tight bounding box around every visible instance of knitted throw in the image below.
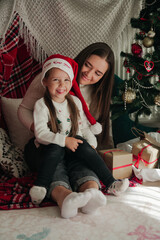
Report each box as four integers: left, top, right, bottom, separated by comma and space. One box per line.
0, 0, 143, 63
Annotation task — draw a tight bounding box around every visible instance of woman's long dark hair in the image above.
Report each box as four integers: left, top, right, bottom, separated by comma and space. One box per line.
74, 42, 115, 148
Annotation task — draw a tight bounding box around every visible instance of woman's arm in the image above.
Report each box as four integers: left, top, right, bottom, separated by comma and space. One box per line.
18, 104, 34, 132
17, 73, 45, 132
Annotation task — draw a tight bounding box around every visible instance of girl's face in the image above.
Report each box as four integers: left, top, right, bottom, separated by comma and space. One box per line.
43, 68, 72, 103
79, 54, 109, 85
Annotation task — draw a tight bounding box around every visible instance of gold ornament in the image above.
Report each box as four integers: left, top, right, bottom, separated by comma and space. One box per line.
122, 89, 136, 104
143, 37, 154, 48
154, 95, 160, 106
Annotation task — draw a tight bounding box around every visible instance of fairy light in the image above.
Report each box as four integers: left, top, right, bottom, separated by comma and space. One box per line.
133, 78, 154, 89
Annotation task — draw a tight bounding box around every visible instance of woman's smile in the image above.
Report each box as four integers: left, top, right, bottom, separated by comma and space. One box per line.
81, 73, 90, 82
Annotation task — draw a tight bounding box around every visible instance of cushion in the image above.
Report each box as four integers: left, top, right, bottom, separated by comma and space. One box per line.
1, 97, 32, 150
0, 128, 29, 178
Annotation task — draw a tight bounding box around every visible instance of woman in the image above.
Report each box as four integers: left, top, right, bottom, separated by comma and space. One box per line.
18, 42, 129, 219
75, 42, 115, 150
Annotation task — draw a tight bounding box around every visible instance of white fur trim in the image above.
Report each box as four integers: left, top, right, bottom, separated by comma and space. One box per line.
90, 122, 102, 135
41, 58, 74, 86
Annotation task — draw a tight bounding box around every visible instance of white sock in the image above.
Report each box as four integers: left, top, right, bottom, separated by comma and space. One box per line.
29, 186, 47, 205
81, 188, 107, 215
61, 192, 91, 219
107, 178, 129, 196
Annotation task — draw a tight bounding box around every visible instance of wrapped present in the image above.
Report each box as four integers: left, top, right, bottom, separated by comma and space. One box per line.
132, 140, 160, 169
98, 149, 133, 179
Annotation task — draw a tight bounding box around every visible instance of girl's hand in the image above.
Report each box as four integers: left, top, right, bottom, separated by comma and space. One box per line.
65, 137, 83, 152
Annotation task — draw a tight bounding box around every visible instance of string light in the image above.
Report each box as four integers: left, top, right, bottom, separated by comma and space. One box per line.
133, 78, 154, 89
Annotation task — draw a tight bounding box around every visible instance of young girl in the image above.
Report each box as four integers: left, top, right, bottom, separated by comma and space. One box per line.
29, 54, 129, 208
30, 54, 100, 204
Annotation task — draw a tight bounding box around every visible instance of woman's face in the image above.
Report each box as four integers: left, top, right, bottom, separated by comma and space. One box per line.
79, 54, 109, 85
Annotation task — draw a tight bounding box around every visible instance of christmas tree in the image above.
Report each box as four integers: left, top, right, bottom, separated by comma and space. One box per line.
112, 0, 160, 124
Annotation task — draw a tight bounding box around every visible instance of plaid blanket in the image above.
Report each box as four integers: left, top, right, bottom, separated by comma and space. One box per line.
0, 171, 56, 210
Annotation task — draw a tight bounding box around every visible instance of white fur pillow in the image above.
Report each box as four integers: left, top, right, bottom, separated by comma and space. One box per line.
1, 97, 32, 150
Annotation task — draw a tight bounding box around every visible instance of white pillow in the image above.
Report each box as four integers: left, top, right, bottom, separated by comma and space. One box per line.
1, 97, 32, 150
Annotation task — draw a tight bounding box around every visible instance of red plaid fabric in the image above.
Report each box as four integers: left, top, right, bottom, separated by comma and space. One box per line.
0, 171, 56, 210
0, 13, 41, 98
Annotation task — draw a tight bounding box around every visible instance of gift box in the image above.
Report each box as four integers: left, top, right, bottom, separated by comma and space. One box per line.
98, 149, 133, 179
131, 128, 160, 169
132, 140, 160, 169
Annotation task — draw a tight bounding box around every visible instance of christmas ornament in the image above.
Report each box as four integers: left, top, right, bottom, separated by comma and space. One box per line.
154, 95, 160, 106
147, 30, 155, 38
139, 31, 146, 36
126, 67, 130, 73
144, 60, 154, 72
131, 43, 142, 57
142, 37, 154, 48
122, 88, 136, 104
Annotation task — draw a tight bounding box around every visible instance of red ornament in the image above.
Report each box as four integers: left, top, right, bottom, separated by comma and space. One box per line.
126, 67, 130, 73
131, 43, 142, 57
139, 31, 145, 36
144, 60, 154, 72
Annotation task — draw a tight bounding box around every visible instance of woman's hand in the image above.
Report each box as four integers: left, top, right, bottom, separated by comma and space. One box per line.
65, 137, 83, 152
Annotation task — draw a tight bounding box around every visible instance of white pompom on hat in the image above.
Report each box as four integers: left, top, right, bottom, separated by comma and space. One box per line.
41, 54, 102, 135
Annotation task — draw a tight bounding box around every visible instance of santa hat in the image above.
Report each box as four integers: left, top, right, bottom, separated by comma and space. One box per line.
41, 54, 102, 135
